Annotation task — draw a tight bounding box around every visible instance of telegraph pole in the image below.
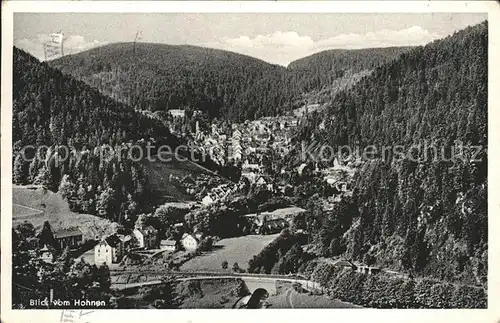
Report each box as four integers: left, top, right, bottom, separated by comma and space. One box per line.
58, 30, 64, 56
133, 30, 142, 55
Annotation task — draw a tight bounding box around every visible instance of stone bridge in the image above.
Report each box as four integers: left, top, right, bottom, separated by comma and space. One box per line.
111, 270, 321, 295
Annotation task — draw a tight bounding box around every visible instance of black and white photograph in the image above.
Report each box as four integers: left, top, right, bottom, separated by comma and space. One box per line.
1, 2, 496, 316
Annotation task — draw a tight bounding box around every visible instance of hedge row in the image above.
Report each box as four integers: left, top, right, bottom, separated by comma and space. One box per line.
315, 267, 486, 308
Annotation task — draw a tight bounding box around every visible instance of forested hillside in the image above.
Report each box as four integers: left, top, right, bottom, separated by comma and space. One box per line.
294, 22, 487, 285
288, 47, 410, 93
49, 44, 410, 122
49, 43, 299, 121
13, 43, 403, 226
13, 47, 187, 226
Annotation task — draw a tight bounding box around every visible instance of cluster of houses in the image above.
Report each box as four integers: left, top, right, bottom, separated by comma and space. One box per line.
169, 173, 228, 200
191, 122, 228, 167
240, 159, 275, 191
257, 218, 289, 235
243, 213, 290, 235
94, 224, 208, 266
253, 115, 299, 131
229, 128, 243, 161
190, 111, 300, 170
201, 183, 239, 206
295, 158, 355, 195
168, 109, 186, 119
38, 221, 208, 267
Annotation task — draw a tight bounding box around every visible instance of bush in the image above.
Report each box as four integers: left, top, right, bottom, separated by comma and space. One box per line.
450, 284, 486, 308
247, 229, 299, 274
322, 270, 486, 309
414, 278, 435, 307
199, 236, 213, 251
430, 283, 454, 308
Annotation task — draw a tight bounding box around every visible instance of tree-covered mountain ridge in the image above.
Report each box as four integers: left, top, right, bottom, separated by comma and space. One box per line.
12, 47, 226, 226
292, 21, 487, 286
49, 42, 410, 122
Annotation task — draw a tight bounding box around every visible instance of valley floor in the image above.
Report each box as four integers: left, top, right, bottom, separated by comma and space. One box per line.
180, 234, 280, 272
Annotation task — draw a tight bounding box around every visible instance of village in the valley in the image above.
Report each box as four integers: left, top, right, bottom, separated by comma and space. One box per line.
11, 14, 488, 310
32, 106, 356, 265
14, 104, 369, 308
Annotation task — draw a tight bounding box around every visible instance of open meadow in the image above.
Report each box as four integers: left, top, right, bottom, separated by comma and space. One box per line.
180, 234, 280, 272
12, 185, 115, 239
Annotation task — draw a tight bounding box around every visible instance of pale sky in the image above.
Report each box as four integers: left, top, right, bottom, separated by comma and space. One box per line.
14, 13, 487, 66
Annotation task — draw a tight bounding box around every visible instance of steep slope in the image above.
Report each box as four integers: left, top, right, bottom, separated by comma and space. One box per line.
288, 47, 411, 75
13, 47, 180, 149
287, 47, 411, 106
12, 48, 222, 225
12, 185, 116, 239
294, 22, 487, 285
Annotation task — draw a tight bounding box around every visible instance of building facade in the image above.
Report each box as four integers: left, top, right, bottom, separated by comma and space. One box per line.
54, 228, 83, 250
160, 239, 179, 252
94, 234, 124, 266
133, 226, 158, 249
181, 234, 199, 251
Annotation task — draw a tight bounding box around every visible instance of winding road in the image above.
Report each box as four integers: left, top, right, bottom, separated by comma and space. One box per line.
110, 270, 321, 293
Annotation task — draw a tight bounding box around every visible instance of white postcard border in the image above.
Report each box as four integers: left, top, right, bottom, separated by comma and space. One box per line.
2, 2, 499, 323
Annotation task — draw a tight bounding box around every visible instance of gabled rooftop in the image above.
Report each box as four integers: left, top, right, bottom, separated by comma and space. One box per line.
160, 239, 178, 246
54, 228, 82, 239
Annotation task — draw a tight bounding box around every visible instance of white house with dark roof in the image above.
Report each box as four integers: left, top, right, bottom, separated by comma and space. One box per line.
133, 225, 158, 249
94, 234, 124, 266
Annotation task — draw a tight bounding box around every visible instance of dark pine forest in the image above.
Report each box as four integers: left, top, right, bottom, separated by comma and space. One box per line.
49, 43, 409, 122
292, 22, 487, 285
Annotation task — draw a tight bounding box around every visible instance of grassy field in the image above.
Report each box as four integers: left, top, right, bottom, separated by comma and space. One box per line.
12, 203, 44, 217
180, 234, 280, 272
12, 185, 115, 239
